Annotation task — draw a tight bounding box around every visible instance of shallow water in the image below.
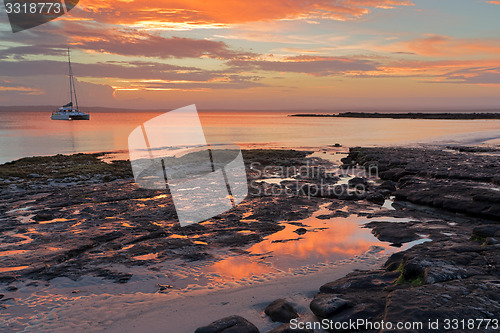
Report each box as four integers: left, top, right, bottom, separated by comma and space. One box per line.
1, 110, 499, 163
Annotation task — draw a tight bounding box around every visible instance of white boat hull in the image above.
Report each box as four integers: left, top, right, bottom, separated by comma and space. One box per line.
51, 111, 90, 120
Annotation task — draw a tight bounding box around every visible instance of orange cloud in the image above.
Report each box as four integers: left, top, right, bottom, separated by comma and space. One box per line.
71, 0, 414, 27
403, 35, 500, 57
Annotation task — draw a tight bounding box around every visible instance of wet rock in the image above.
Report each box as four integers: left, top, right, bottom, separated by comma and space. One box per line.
310, 294, 353, 318
195, 315, 259, 333
293, 228, 307, 235
365, 222, 420, 245
366, 192, 385, 205
34, 210, 59, 221
472, 225, 500, 239
265, 299, 299, 322
266, 323, 313, 333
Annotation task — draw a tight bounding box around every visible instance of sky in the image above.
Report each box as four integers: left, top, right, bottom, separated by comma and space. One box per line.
0, 0, 500, 110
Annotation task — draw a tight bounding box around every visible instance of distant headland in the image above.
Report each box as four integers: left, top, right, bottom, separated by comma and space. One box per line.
289, 112, 500, 119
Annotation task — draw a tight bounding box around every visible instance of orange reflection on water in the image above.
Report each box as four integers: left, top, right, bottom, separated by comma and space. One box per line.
206, 206, 389, 281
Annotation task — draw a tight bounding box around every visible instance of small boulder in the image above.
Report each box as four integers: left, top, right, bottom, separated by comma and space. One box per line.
309, 294, 353, 318
265, 299, 298, 322
195, 315, 259, 333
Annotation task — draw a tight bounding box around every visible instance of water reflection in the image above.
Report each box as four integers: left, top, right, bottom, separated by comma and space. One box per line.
204, 205, 416, 282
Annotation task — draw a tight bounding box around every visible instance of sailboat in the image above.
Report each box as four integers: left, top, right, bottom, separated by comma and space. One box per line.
51, 49, 90, 120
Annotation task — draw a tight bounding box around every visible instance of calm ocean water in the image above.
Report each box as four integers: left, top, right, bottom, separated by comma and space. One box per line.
1, 110, 500, 164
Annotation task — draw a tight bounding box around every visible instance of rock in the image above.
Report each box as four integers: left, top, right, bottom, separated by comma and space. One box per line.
333, 143, 342, 147
384, 252, 404, 271
379, 168, 409, 182
485, 237, 500, 245
472, 225, 500, 239
320, 270, 400, 294
365, 222, 420, 245
366, 192, 385, 205
293, 228, 307, 235
310, 294, 353, 318
424, 264, 472, 284
28, 173, 42, 178
324, 302, 383, 332
266, 323, 313, 333
34, 210, 58, 222
5, 286, 18, 292
347, 177, 368, 188
378, 180, 397, 192
265, 299, 299, 322
340, 156, 353, 165
402, 258, 434, 278
195, 315, 259, 333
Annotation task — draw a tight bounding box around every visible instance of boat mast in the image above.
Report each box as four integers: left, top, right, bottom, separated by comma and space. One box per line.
67, 48, 79, 110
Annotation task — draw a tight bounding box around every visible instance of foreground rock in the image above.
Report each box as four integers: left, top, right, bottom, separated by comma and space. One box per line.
195, 315, 259, 333
265, 299, 298, 322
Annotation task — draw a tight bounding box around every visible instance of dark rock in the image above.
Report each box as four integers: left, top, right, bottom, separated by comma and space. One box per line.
324, 302, 383, 332
27, 173, 42, 178
5, 285, 18, 292
310, 294, 353, 318
472, 225, 500, 239
34, 210, 59, 221
293, 228, 307, 235
379, 168, 409, 182
366, 192, 385, 205
265, 299, 299, 322
319, 270, 400, 294
485, 237, 500, 245
195, 315, 259, 333
424, 264, 472, 284
384, 252, 404, 271
347, 177, 368, 188
365, 222, 420, 244
266, 323, 313, 333
379, 180, 397, 192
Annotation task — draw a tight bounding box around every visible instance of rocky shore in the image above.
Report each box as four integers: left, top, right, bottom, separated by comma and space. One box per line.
1, 146, 499, 332
195, 146, 500, 333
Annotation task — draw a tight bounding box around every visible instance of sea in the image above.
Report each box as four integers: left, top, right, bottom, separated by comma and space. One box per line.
1, 110, 500, 164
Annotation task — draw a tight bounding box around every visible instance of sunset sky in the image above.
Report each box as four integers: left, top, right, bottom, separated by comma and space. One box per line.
1, 0, 500, 110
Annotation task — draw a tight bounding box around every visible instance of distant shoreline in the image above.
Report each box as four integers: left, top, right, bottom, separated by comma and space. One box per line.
290, 112, 500, 119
